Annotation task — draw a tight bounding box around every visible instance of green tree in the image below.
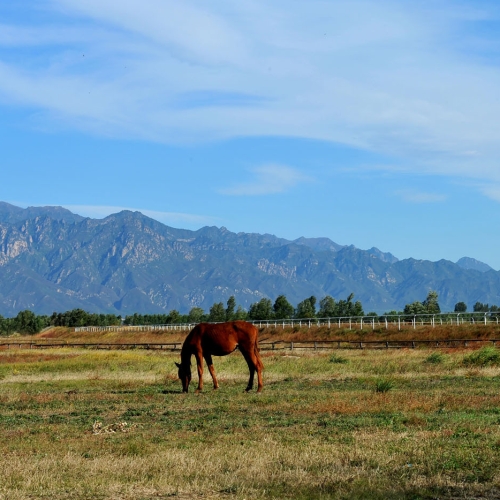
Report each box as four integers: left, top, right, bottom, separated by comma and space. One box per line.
295, 296, 317, 318
405, 291, 441, 316
404, 301, 427, 315
423, 290, 440, 314
226, 296, 236, 321
248, 298, 273, 320
188, 307, 206, 323
233, 305, 248, 320
335, 293, 364, 317
273, 295, 294, 319
474, 302, 489, 312
454, 301, 467, 312
0, 315, 15, 336
318, 296, 336, 317
167, 310, 182, 323
14, 310, 43, 335
208, 302, 226, 322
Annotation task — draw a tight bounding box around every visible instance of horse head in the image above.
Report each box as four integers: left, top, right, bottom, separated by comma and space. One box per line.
175, 361, 191, 393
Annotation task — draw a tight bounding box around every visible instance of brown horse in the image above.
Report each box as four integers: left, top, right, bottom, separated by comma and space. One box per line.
175, 321, 263, 393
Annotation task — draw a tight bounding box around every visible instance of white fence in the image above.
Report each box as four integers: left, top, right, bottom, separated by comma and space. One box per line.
73, 312, 499, 333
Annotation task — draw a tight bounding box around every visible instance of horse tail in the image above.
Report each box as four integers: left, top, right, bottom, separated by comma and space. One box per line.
254, 337, 264, 370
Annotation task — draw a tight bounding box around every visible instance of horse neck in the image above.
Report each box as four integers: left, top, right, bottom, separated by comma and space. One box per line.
180, 343, 192, 367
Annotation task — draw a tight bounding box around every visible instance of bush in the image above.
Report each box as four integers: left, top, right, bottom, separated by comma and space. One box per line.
463, 347, 500, 367
374, 379, 394, 393
425, 352, 445, 364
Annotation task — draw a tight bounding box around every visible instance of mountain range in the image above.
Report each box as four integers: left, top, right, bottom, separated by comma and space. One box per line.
0, 201, 499, 316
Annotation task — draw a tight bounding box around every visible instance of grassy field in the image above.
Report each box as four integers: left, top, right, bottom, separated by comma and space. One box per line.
1, 341, 500, 499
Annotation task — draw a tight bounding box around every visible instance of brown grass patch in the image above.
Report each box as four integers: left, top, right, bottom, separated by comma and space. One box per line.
0, 352, 78, 364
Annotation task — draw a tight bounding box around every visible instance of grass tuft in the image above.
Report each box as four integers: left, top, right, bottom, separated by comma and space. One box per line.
374, 378, 395, 393
329, 353, 348, 364
463, 347, 500, 367
425, 352, 445, 364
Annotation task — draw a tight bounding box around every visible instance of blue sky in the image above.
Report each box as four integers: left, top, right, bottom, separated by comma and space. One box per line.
2, 1, 500, 268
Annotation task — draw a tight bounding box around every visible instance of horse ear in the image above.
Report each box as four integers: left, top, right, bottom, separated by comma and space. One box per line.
175, 362, 181, 368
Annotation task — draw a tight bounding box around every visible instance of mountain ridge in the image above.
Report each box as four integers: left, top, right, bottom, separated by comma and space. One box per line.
0, 202, 497, 316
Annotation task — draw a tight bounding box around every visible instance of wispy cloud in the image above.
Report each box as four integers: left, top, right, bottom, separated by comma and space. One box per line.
478, 185, 500, 203
395, 190, 447, 204
62, 205, 217, 226
219, 164, 312, 196
2, 1, 500, 185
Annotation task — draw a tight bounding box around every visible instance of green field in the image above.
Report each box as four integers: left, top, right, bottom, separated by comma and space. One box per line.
1, 346, 500, 499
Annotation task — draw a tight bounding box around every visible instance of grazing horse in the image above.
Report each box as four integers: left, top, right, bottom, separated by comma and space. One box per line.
175, 321, 263, 393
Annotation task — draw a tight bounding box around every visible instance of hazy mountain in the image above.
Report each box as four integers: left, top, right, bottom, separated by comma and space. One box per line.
293, 236, 344, 253
0, 202, 499, 316
0, 201, 84, 224
456, 257, 493, 273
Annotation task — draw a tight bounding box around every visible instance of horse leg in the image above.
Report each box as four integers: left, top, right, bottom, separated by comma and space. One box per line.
240, 350, 256, 392
204, 354, 219, 390
194, 351, 204, 393
255, 344, 264, 393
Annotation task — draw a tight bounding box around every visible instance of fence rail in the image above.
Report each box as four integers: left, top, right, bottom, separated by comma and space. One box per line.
1, 338, 499, 351
73, 312, 500, 333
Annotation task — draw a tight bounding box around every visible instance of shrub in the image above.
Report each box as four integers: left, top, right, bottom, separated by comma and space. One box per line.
463, 347, 500, 367
374, 378, 394, 393
425, 352, 445, 364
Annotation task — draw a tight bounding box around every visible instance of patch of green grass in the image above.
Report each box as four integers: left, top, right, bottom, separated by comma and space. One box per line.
329, 353, 348, 364
463, 346, 500, 367
1, 347, 500, 499
374, 378, 395, 393
425, 352, 445, 364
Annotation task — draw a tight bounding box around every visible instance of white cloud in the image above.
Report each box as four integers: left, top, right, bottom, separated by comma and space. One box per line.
395, 190, 448, 204
220, 164, 312, 196
2, 1, 500, 184
62, 205, 217, 226
478, 185, 500, 203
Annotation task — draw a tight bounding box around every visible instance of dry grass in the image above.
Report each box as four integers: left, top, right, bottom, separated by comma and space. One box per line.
6, 322, 500, 346
1, 346, 500, 499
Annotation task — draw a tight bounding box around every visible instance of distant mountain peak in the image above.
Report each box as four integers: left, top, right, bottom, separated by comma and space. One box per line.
293, 237, 344, 253
456, 257, 493, 272
0, 202, 84, 225
366, 247, 399, 264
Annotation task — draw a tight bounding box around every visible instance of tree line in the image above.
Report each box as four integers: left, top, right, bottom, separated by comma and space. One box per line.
1, 291, 498, 336
0, 309, 121, 336
123, 293, 364, 324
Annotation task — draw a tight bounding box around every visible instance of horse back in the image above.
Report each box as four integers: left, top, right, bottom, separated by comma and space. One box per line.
187, 321, 259, 356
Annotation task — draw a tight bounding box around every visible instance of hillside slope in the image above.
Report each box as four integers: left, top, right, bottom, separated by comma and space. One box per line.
0, 202, 499, 315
